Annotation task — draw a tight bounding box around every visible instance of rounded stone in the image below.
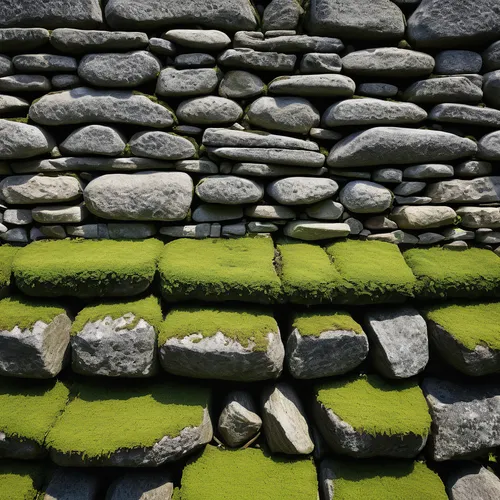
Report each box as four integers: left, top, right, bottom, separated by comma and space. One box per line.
177, 96, 243, 125
219, 71, 265, 99
0, 120, 55, 160
156, 68, 219, 97
340, 181, 393, 214
129, 131, 196, 160
60, 125, 126, 156
435, 50, 483, 74
267, 177, 338, 205
163, 29, 231, 50
196, 176, 263, 205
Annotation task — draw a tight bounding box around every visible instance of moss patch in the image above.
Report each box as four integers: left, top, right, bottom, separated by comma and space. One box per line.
426, 302, 500, 351
46, 381, 209, 459
0, 379, 69, 445
180, 445, 318, 500
404, 247, 500, 299
315, 375, 431, 437
0, 246, 20, 289
0, 462, 45, 500
160, 306, 278, 351
294, 311, 363, 336
13, 239, 163, 298
329, 460, 447, 500
71, 296, 163, 336
0, 296, 66, 332
159, 238, 281, 304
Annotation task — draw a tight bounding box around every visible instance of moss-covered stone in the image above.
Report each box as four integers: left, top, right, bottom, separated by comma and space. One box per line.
0, 461, 45, 500
13, 239, 163, 298
180, 445, 318, 500
293, 311, 364, 336
0, 246, 20, 296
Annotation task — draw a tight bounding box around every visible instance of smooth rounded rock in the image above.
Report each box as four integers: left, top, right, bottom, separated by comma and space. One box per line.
0, 95, 29, 114
268, 74, 355, 97
177, 96, 243, 125
60, 125, 126, 156
130, 131, 196, 160
268, 177, 338, 205
219, 71, 265, 99
478, 131, 500, 160
0, 120, 55, 160
13, 54, 77, 72
284, 221, 350, 241
156, 68, 219, 97
300, 53, 342, 74
106, 472, 173, 500
163, 29, 231, 50
429, 103, 500, 127
340, 181, 393, 214
196, 176, 263, 205
447, 463, 500, 500
435, 50, 483, 74
0, 75, 51, 92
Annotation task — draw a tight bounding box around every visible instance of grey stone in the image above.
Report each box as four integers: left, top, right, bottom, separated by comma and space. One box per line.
177, 96, 243, 125
323, 98, 426, 127
484, 70, 500, 109
442, 228, 475, 241
174, 53, 215, 69
174, 126, 203, 136
246, 97, 319, 135
390, 206, 456, 229
443, 240, 469, 249
210, 224, 221, 238
105, 0, 258, 32
309, 128, 342, 141
163, 29, 230, 50
408, 0, 500, 49
0, 75, 51, 92
232, 163, 319, 178
455, 160, 492, 177
219, 71, 265, 99
13, 54, 77, 73
284, 221, 350, 241
44, 469, 99, 500
476, 230, 500, 245
427, 177, 500, 203
403, 77, 483, 103
268, 74, 355, 97
0, 56, 12, 77
435, 50, 483, 74
307, 0, 405, 40
330, 169, 371, 180
222, 223, 246, 237
395, 195, 433, 205
456, 207, 500, 228
51, 74, 81, 89
0, 28, 49, 52
268, 177, 338, 205
0, 228, 28, 243
447, 464, 500, 500
29, 88, 174, 128
423, 378, 500, 461
0, 312, 70, 378
366, 230, 406, 244
484, 41, 500, 72
245, 205, 296, 220
0, 120, 55, 160
393, 182, 426, 196
130, 132, 196, 160
66, 224, 109, 239
342, 48, 435, 78
265, 30, 298, 37
372, 168, 402, 183
358, 83, 398, 97
175, 159, 218, 174
3, 209, 32, 225
149, 38, 176, 56
192, 204, 243, 222
211, 148, 325, 168
418, 232, 446, 245
328, 127, 477, 168
479, 131, 500, 160
300, 53, 342, 74
108, 223, 157, 239
339, 181, 392, 214
30, 227, 47, 240
261, 382, 314, 455
248, 222, 278, 233
364, 307, 428, 378
0, 95, 29, 114
156, 68, 219, 97
196, 176, 263, 205
84, 172, 192, 221
107, 472, 173, 500
263, 0, 303, 31
160, 224, 210, 239
218, 49, 296, 72
365, 216, 398, 231
218, 391, 262, 447
306, 200, 344, 220
404, 164, 454, 179
60, 125, 126, 156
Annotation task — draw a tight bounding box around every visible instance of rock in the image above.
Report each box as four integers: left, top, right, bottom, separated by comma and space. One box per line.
395, 195, 433, 205
44, 469, 99, 500
51, 74, 81, 89
365, 216, 398, 230
456, 207, 500, 228
246, 97, 319, 135
310, 128, 342, 141
372, 168, 403, 183
0, 95, 29, 114
484, 70, 500, 109
0, 56, 12, 77
263, 0, 303, 31
105, 0, 258, 32
222, 223, 246, 237
164, 29, 230, 50
218, 48, 296, 72
423, 378, 500, 461
107, 223, 156, 239
427, 177, 500, 203
431, 103, 500, 128
435, 50, 483, 74
211, 148, 325, 167
364, 307, 428, 379
322, 98, 426, 127
3, 209, 32, 225
218, 391, 262, 447
484, 41, 500, 72
0, 0, 102, 29
455, 160, 492, 177
268, 177, 338, 205
60, 125, 126, 156
404, 164, 454, 179
358, 83, 398, 98
342, 48, 435, 77
160, 224, 211, 239
196, 176, 263, 205
175, 159, 218, 174
192, 205, 243, 223
233, 164, 325, 177
174, 126, 203, 137
84, 172, 192, 221
219, 71, 265, 99
328, 127, 477, 168
29, 88, 174, 128
66, 224, 109, 239
390, 206, 456, 229
268, 74, 354, 97
479, 131, 500, 160
408, 0, 500, 48
130, 131, 196, 160
0, 75, 51, 92
248, 222, 278, 233
0, 175, 82, 204
156, 68, 219, 97
284, 221, 350, 241
307, 0, 405, 40
245, 205, 296, 220
418, 233, 445, 245
393, 182, 426, 196
300, 53, 342, 74
0, 28, 49, 52
339, 181, 392, 214
442, 228, 475, 241
261, 382, 314, 455
0, 228, 28, 243
0, 120, 55, 160
174, 53, 215, 69
149, 37, 176, 56
12, 54, 77, 73
306, 200, 344, 220
106, 472, 173, 500
177, 96, 243, 125
443, 240, 468, 249
403, 77, 483, 103
447, 463, 500, 500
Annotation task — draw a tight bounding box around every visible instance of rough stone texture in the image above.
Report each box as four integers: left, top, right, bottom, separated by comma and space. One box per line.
403, 77, 483, 103
0, 74, 51, 92
211, 148, 325, 168
300, 53, 342, 74
107, 472, 173, 500
263, 0, 303, 31
0, 120, 55, 160
13, 54, 77, 73
0, 95, 29, 114
484, 41, 500, 72
427, 177, 500, 203
268, 74, 355, 97
429, 103, 500, 127
423, 378, 500, 461
156, 68, 219, 97
390, 206, 457, 229
44, 469, 100, 500
164, 29, 231, 50
456, 206, 500, 228
372, 168, 403, 184
51, 74, 81, 89
148, 38, 176, 56
339, 181, 393, 214
435, 50, 483, 74
478, 131, 500, 160
261, 382, 314, 455
0, 56, 13, 77
196, 176, 263, 205
130, 131, 196, 160
306, 200, 344, 220
60, 125, 126, 156
174, 53, 215, 69
447, 464, 500, 500
484, 70, 500, 109
192, 204, 243, 223
358, 83, 398, 97
218, 49, 296, 72
404, 164, 454, 179
0, 28, 50, 52
364, 307, 429, 379
177, 96, 243, 125
284, 221, 350, 241
268, 177, 338, 205
245, 205, 296, 219
219, 70, 265, 99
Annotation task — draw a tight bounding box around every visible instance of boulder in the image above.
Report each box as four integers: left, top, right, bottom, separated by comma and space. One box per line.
177, 96, 243, 125
306, 200, 344, 220
156, 67, 219, 97
484, 70, 500, 109
429, 103, 500, 127
60, 125, 126, 156
427, 177, 500, 203
129, 131, 196, 160
0, 75, 51, 92
299, 53, 342, 74
218, 48, 296, 72
456, 206, 500, 228
390, 206, 457, 229
106, 472, 173, 500
435, 50, 483, 74
339, 181, 392, 214
196, 176, 263, 205
268, 74, 354, 97
0, 28, 50, 52
284, 221, 350, 241
404, 77, 482, 103
447, 464, 500, 500
210, 148, 325, 167
262, 0, 303, 31
0, 120, 55, 160
12, 54, 77, 73
219, 70, 265, 99
163, 29, 231, 50
268, 177, 338, 205
44, 469, 100, 500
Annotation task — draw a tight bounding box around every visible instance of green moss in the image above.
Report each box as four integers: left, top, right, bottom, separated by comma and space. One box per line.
180, 446, 318, 500
5, 117, 29, 123
172, 487, 181, 500
426, 302, 500, 351
0, 296, 66, 332
330, 460, 447, 500
46, 381, 209, 459
294, 311, 363, 336
160, 306, 278, 350
0, 379, 69, 444
0, 462, 45, 500
315, 375, 431, 437
0, 245, 20, 289
159, 238, 281, 304
403, 247, 500, 299
13, 239, 164, 298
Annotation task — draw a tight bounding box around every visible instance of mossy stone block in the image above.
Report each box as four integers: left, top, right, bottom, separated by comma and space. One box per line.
13, 239, 163, 298
0, 461, 45, 500
0, 245, 20, 297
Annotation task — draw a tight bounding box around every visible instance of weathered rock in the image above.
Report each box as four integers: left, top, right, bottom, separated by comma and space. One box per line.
442, 228, 475, 241
0, 95, 29, 114
404, 164, 454, 179
455, 160, 492, 177
219, 70, 265, 99
175, 159, 218, 174
218, 48, 296, 72
340, 181, 392, 214
174, 53, 215, 69
403, 77, 483, 103
177, 96, 243, 125
3, 209, 30, 226
328, 127, 477, 168
268, 177, 338, 205
447, 464, 500, 500
300, 53, 342, 74
358, 83, 398, 97
456, 206, 500, 228
218, 391, 262, 447
0, 75, 51, 92
364, 216, 398, 231
156, 68, 219, 97
0, 28, 50, 52
323, 98, 426, 127
160, 224, 211, 239
192, 204, 243, 223
423, 378, 500, 461
390, 206, 456, 229
44, 469, 99, 500
268, 74, 354, 97
163, 29, 230, 51
107, 472, 173, 500
484, 70, 500, 109
393, 182, 426, 196
0, 228, 28, 243
372, 168, 403, 183
148, 38, 175, 57
51, 74, 81, 89
261, 382, 314, 455
66, 224, 109, 239
478, 131, 500, 160
432, 103, 500, 128
245, 205, 296, 220
32, 205, 86, 224
284, 221, 350, 241
108, 223, 156, 239
0, 120, 55, 160
342, 48, 435, 77
435, 50, 483, 74
364, 307, 428, 378
484, 41, 500, 72
417, 233, 445, 245
427, 177, 500, 203
60, 125, 126, 156
196, 176, 263, 205
306, 200, 344, 220
0, 56, 12, 77
263, 0, 303, 31
395, 195, 433, 205
13, 54, 77, 73
211, 148, 325, 167
130, 131, 196, 160
29, 88, 174, 128
248, 222, 278, 233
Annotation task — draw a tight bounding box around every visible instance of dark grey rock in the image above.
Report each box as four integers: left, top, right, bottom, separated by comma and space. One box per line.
148, 38, 176, 56
456, 206, 500, 228
3, 209, 32, 225
160, 224, 211, 239
0, 120, 55, 160
455, 160, 492, 177
0, 74, 51, 92
218, 48, 296, 72
221, 223, 246, 237
478, 131, 500, 160
393, 182, 426, 196
483, 41, 500, 72
177, 96, 243, 125
192, 204, 243, 222
447, 463, 500, 500
339, 181, 392, 214
107, 472, 173, 500
284, 221, 350, 240
427, 177, 500, 203
248, 222, 278, 233
263, 0, 303, 31
364, 215, 398, 231
0, 28, 49, 52
430, 103, 500, 127
300, 53, 342, 74
219, 70, 265, 99
403, 77, 483, 103
418, 232, 446, 245
442, 228, 475, 241
164, 29, 230, 50
175, 159, 218, 174
60, 125, 126, 157
44, 469, 99, 500
174, 53, 215, 69
66, 224, 109, 239
484, 70, 500, 110
372, 168, 402, 183
357, 83, 398, 97
0, 56, 12, 77
268, 177, 338, 205
0, 228, 28, 244
156, 68, 219, 97
435, 50, 483, 74
403, 164, 454, 179
13, 54, 77, 73
51, 74, 81, 89
130, 131, 196, 160
196, 175, 263, 205
33, 205, 87, 224
107, 223, 156, 239
0, 95, 29, 114
268, 74, 355, 97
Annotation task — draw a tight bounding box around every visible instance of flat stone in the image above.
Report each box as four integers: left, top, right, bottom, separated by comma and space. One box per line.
0, 28, 49, 52
0, 95, 29, 114
403, 77, 483, 103
342, 48, 435, 78
390, 206, 456, 229
323, 98, 426, 127
211, 148, 325, 168
60, 125, 126, 156
357, 83, 398, 97
393, 181, 426, 196
196, 176, 263, 205
427, 177, 500, 203
364, 216, 398, 230
456, 206, 500, 228
0, 228, 28, 243
447, 464, 500, 500
174, 126, 203, 136
84, 172, 192, 221
175, 159, 218, 174
155, 68, 219, 97
222, 223, 246, 237
484, 41, 500, 72
476, 230, 500, 244
219, 71, 265, 99
177, 96, 243, 125
330, 169, 371, 180
394, 195, 433, 205
418, 232, 445, 245
107, 223, 156, 239
328, 127, 477, 168
0, 56, 12, 77
268, 177, 338, 205
442, 228, 475, 241
13, 54, 77, 73
174, 53, 215, 69
44, 469, 100, 500
478, 131, 500, 160
164, 29, 230, 50
435, 50, 483, 74
3, 209, 32, 225
284, 221, 350, 241
51, 74, 80, 89
310, 128, 342, 141
0, 75, 51, 92
107, 472, 173, 500
160, 224, 211, 239
268, 74, 355, 97
245, 205, 296, 220
372, 168, 402, 183
455, 160, 492, 177
66, 224, 109, 239
443, 240, 469, 249
306, 200, 344, 220
404, 164, 454, 179
0, 120, 55, 160
218, 48, 296, 72
192, 204, 243, 222
29, 88, 174, 128
423, 378, 500, 461
484, 70, 500, 109
248, 222, 278, 233
262, 0, 303, 31
339, 181, 393, 214
261, 382, 314, 455
148, 38, 175, 58
130, 131, 196, 160
300, 53, 342, 74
